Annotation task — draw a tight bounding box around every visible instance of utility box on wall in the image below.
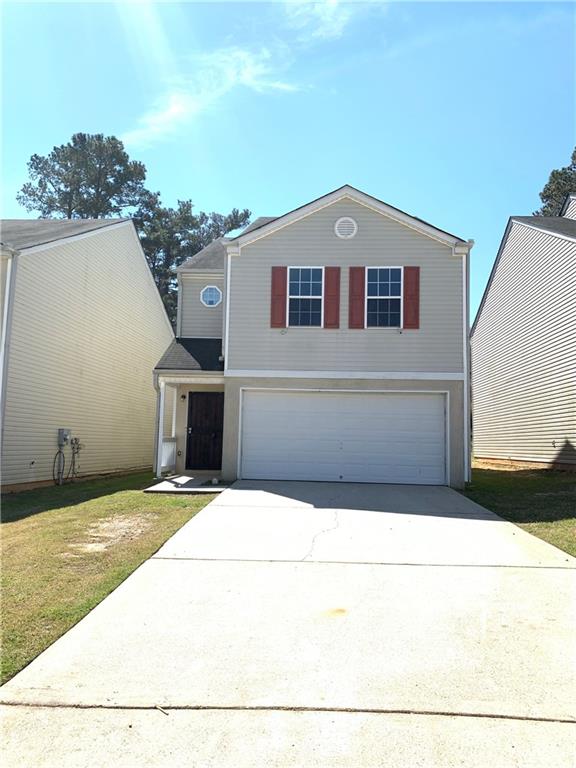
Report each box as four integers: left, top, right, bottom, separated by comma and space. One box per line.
57, 428, 71, 447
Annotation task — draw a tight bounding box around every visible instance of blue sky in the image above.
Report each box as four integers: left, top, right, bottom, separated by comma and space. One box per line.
1, 1, 574, 316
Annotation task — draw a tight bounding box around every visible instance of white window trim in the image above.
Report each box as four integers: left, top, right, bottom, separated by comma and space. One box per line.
364, 266, 404, 329
286, 266, 325, 328
200, 284, 223, 308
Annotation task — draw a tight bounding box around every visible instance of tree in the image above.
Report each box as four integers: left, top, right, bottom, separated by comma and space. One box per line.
134, 193, 250, 324
17, 133, 148, 218
534, 147, 576, 216
17, 132, 251, 325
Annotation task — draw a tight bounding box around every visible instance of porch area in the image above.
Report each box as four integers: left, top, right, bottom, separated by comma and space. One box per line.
154, 378, 225, 479
153, 336, 226, 480
144, 473, 228, 494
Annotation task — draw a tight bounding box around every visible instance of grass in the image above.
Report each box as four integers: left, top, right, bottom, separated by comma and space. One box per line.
464, 467, 576, 557
1, 472, 214, 684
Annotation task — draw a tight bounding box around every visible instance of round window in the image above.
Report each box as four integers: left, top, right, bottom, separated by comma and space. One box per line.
200, 285, 222, 307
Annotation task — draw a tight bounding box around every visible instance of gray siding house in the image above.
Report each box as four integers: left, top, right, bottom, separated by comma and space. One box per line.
1, 219, 174, 490
153, 186, 473, 488
471, 195, 576, 468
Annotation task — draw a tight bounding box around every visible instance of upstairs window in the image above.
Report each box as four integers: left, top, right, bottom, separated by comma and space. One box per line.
288, 267, 323, 327
366, 268, 402, 327
200, 285, 222, 307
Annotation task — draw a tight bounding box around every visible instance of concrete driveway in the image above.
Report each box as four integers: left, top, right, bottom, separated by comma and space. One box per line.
2, 481, 575, 766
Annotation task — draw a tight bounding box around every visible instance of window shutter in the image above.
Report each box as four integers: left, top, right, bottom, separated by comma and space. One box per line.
270, 266, 287, 328
349, 266, 365, 328
403, 266, 420, 329
323, 267, 340, 328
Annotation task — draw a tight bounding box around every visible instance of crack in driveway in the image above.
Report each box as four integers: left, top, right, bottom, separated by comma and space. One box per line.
1, 701, 574, 725
300, 510, 340, 561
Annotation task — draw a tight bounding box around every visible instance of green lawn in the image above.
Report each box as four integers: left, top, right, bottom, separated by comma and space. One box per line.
1, 472, 214, 684
464, 468, 576, 557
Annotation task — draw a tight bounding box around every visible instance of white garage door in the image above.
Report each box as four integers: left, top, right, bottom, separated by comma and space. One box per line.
240, 390, 447, 485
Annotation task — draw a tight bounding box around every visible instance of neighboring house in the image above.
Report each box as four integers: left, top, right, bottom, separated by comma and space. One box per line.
471, 195, 576, 468
153, 185, 473, 488
0, 219, 174, 490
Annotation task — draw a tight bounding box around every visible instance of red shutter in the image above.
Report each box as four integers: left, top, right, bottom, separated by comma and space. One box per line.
349, 267, 365, 328
403, 266, 420, 329
323, 267, 340, 329
270, 266, 287, 328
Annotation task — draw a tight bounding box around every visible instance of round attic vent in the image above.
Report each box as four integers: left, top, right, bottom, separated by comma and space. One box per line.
334, 217, 358, 239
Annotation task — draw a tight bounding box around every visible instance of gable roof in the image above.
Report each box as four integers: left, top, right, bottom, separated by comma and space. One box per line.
176, 218, 279, 272
154, 337, 223, 371
177, 237, 228, 272
0, 218, 129, 251
512, 216, 576, 240
239, 216, 278, 235
227, 185, 468, 248
471, 214, 576, 336
560, 194, 576, 217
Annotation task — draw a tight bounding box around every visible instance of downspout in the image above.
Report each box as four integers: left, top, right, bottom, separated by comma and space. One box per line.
0, 246, 19, 458
152, 374, 162, 478
456, 239, 474, 484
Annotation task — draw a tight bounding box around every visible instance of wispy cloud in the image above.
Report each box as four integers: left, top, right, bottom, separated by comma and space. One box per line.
284, 0, 387, 43
122, 47, 298, 150
121, 1, 387, 150
285, 0, 355, 41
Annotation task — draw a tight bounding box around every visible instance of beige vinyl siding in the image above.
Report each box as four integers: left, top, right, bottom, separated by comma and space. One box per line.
1, 224, 174, 486
471, 223, 576, 465
180, 273, 224, 338
227, 199, 464, 372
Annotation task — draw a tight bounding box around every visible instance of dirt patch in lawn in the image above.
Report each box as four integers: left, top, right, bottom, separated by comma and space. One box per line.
65, 513, 156, 556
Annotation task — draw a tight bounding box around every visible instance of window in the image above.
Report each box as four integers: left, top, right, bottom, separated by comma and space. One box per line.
200, 285, 222, 307
366, 268, 402, 327
288, 267, 323, 327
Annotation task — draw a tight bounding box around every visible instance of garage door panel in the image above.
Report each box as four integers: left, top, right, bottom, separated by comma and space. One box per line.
240, 391, 446, 485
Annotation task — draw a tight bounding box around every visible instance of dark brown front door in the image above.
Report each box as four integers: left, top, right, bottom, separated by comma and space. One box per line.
186, 392, 224, 471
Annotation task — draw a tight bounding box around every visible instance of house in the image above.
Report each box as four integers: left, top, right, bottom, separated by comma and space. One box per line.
153, 186, 473, 488
0, 218, 174, 490
471, 195, 576, 468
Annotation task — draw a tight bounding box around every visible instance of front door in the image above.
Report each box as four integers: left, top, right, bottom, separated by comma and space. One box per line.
186, 392, 224, 471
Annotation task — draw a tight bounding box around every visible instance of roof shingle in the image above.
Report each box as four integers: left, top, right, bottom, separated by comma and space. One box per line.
512, 216, 576, 239
0, 218, 129, 251
177, 238, 228, 271
154, 338, 224, 371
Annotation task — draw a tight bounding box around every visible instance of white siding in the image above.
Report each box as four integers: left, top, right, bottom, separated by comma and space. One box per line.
227, 199, 464, 372
180, 273, 224, 338
1, 223, 174, 486
562, 197, 576, 220
471, 222, 576, 465
161, 384, 176, 437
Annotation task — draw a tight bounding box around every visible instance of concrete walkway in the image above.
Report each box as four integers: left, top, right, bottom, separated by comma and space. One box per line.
2, 482, 575, 766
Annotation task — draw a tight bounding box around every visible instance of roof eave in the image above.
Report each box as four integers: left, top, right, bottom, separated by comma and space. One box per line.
9, 219, 132, 254
560, 193, 576, 216
471, 217, 514, 337
227, 185, 468, 249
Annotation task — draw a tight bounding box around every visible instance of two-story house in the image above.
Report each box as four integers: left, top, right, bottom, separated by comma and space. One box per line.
471, 195, 576, 468
153, 186, 473, 488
